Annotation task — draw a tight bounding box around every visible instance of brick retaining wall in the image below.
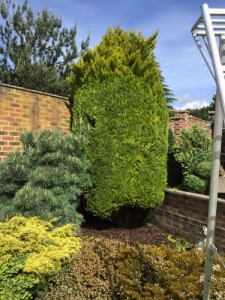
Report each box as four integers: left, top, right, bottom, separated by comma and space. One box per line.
0, 84, 71, 162
153, 189, 225, 252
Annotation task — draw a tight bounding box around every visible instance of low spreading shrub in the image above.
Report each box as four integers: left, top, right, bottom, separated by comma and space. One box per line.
43, 237, 123, 299
116, 243, 225, 300
0, 216, 80, 300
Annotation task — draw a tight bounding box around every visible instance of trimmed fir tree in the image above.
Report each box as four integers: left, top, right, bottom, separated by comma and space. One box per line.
0, 130, 91, 227
73, 77, 168, 221
69, 25, 174, 105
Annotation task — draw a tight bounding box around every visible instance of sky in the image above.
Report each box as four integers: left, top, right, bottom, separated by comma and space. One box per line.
11, 0, 225, 109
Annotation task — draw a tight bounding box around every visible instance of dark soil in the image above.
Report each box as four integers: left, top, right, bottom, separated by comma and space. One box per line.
80, 220, 172, 247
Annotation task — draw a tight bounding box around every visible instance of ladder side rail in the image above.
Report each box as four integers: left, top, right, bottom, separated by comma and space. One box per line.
192, 35, 215, 79
202, 3, 225, 115
191, 16, 203, 33
201, 3, 225, 300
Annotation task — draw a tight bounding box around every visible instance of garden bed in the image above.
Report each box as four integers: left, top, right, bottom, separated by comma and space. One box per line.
80, 222, 172, 247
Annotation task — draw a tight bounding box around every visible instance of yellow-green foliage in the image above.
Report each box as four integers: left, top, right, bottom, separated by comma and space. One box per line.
116, 243, 225, 300
43, 237, 123, 300
0, 216, 80, 299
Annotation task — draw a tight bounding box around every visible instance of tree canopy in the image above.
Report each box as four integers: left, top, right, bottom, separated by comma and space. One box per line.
0, 0, 89, 96
69, 26, 174, 105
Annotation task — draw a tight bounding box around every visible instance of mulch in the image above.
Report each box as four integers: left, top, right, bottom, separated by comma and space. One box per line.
80, 222, 171, 247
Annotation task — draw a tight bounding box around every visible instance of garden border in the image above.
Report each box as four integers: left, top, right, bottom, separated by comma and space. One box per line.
152, 189, 225, 252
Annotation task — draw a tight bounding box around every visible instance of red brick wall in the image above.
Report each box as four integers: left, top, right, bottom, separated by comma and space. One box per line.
152, 189, 225, 252
169, 110, 212, 139
0, 84, 71, 162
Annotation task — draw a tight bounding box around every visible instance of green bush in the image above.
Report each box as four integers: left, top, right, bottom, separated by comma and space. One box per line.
0, 130, 91, 227
183, 174, 207, 194
116, 243, 225, 299
173, 125, 212, 175
0, 216, 80, 300
172, 125, 212, 194
195, 161, 211, 179
42, 237, 123, 299
73, 77, 168, 220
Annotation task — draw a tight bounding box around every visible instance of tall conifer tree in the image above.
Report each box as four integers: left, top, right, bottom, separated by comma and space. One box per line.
70, 27, 169, 223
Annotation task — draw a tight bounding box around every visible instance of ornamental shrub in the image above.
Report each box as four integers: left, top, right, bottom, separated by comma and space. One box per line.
183, 174, 207, 194
172, 125, 212, 194
195, 161, 211, 179
0, 130, 91, 227
173, 125, 212, 175
0, 216, 80, 299
116, 243, 225, 299
42, 237, 123, 299
73, 77, 168, 219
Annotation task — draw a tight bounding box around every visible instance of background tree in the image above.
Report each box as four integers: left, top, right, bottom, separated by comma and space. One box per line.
69, 25, 174, 106
187, 95, 215, 120
0, 0, 89, 96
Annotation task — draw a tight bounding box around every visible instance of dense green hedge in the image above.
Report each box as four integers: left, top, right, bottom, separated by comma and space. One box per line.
73, 77, 168, 219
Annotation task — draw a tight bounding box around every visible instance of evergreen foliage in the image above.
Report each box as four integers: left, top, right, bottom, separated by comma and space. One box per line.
42, 238, 122, 300
116, 243, 225, 299
172, 125, 212, 194
43, 238, 225, 299
73, 77, 168, 219
173, 125, 212, 175
187, 95, 215, 120
0, 216, 80, 299
0, 0, 89, 96
183, 174, 208, 194
69, 25, 174, 105
0, 130, 91, 227
167, 129, 183, 187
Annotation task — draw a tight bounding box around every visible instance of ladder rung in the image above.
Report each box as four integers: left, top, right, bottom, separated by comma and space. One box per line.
212, 19, 225, 24
198, 25, 225, 30
194, 30, 225, 36
209, 8, 225, 16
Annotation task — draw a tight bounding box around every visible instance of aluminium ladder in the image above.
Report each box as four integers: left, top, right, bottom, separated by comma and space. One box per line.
191, 3, 225, 300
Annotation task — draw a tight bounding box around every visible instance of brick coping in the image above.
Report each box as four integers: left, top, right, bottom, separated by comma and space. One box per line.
165, 188, 225, 204
0, 83, 69, 101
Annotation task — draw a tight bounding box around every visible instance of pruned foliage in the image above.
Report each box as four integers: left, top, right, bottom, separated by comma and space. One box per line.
73, 77, 168, 219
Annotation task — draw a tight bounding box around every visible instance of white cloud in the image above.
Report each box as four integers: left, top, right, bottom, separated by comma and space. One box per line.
174, 93, 210, 110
